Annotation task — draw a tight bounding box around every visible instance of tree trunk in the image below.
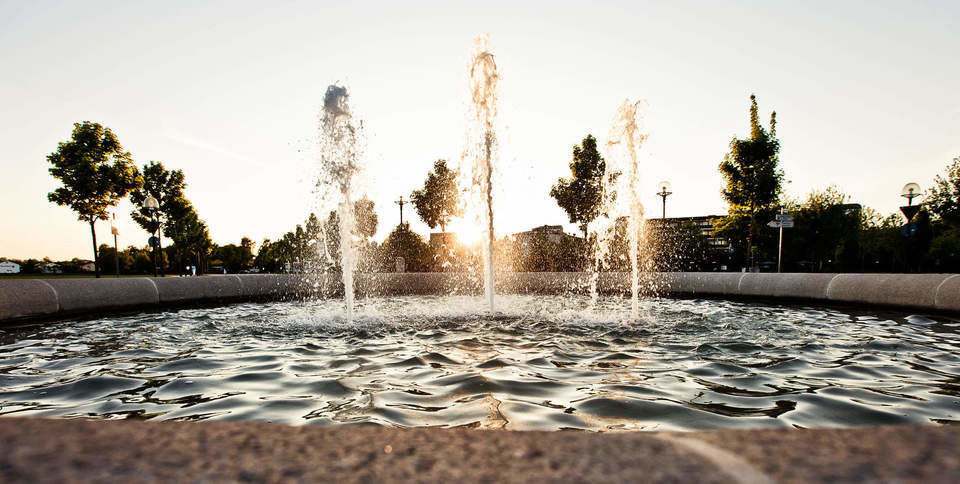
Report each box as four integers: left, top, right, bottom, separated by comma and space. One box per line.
89, 218, 100, 278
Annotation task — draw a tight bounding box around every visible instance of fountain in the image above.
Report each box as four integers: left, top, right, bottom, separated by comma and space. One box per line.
4, 19, 960, 481
461, 35, 501, 312
317, 84, 363, 318
2, 34, 958, 447
588, 100, 649, 318
604, 100, 649, 318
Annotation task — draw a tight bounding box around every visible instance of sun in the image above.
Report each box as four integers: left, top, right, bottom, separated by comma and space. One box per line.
447, 219, 484, 247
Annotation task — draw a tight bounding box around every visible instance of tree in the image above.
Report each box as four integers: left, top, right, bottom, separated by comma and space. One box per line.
211, 237, 255, 273
129, 161, 189, 273
929, 227, 960, 271
322, 197, 379, 270
353, 196, 378, 240
411, 160, 461, 232
782, 186, 862, 271
166, 202, 212, 273
718, 95, 783, 269
926, 155, 960, 224
47, 121, 142, 278
379, 223, 433, 272
550, 135, 608, 238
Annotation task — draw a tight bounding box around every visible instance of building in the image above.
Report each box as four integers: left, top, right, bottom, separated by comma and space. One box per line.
0, 261, 21, 274
512, 225, 571, 244
40, 263, 62, 274
80, 262, 96, 272
645, 215, 729, 248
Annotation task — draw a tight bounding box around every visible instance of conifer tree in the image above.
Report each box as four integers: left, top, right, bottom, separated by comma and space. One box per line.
717, 95, 783, 269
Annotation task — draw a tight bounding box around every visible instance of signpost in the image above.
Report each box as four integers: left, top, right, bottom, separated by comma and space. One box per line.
111, 213, 119, 278
768, 211, 793, 272
900, 204, 920, 222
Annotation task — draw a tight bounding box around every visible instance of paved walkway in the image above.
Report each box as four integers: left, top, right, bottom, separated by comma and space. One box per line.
0, 418, 957, 482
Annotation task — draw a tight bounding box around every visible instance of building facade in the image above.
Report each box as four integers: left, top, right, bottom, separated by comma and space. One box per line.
512, 225, 571, 244
645, 215, 728, 248
0, 261, 21, 274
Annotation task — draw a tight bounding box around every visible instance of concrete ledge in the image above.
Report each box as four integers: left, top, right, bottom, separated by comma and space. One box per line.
825, 273, 951, 310
667, 272, 745, 295
42, 278, 159, 314
0, 280, 58, 321
739, 272, 838, 300
238, 273, 315, 299
501, 272, 586, 294
3, 272, 960, 324
356, 272, 478, 296
934, 274, 960, 312
0, 418, 956, 482
151, 275, 242, 303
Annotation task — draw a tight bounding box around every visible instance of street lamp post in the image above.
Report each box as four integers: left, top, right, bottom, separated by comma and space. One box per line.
143, 196, 160, 278
656, 181, 672, 220
395, 196, 408, 225
899, 183, 923, 271
900, 182, 922, 214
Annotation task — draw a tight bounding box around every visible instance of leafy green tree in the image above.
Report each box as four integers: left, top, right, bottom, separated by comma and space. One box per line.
354, 196, 378, 240
211, 237, 255, 273
379, 223, 433, 272
254, 238, 279, 272
47, 121, 142, 278
717, 95, 783, 269
782, 186, 862, 271
323, 197, 379, 270
550, 135, 608, 238
129, 161, 189, 273
166, 202, 212, 273
127, 246, 155, 274
929, 227, 960, 271
411, 160, 461, 232
96, 244, 118, 275
926, 155, 960, 224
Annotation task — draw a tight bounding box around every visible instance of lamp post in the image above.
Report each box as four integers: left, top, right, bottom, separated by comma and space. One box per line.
395, 196, 408, 225
143, 196, 160, 277
656, 181, 672, 220
898, 183, 923, 271
900, 182, 922, 218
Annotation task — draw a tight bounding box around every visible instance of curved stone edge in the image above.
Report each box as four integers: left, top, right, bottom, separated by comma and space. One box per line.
3, 272, 960, 324
0, 280, 59, 320
151, 275, 242, 303
42, 278, 160, 314
824, 273, 953, 310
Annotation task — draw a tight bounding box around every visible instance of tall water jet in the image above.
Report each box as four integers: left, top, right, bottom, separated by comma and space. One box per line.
462, 35, 500, 312
600, 100, 649, 318
317, 85, 363, 317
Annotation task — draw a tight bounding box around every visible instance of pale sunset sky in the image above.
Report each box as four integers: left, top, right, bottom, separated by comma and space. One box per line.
1, 0, 958, 260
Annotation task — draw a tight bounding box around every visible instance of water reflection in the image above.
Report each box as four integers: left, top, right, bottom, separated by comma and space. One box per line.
0, 295, 958, 431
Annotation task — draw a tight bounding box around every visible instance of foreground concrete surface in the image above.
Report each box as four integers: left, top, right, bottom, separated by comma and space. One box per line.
0, 418, 957, 483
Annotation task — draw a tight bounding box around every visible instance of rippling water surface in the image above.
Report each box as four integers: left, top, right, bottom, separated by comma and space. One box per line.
2, 295, 959, 431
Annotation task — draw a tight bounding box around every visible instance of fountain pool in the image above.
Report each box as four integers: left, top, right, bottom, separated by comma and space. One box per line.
1, 294, 958, 431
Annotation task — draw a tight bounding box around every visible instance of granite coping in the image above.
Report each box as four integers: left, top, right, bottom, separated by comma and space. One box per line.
0, 418, 956, 483
2, 272, 960, 323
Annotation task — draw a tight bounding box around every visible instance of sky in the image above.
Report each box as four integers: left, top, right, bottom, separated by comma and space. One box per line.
1, 0, 958, 260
